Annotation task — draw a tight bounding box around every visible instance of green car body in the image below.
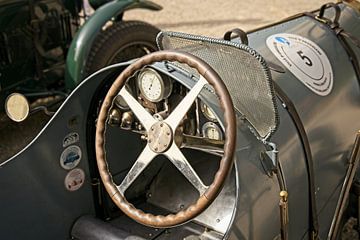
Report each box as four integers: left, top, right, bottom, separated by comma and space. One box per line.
65, 0, 162, 89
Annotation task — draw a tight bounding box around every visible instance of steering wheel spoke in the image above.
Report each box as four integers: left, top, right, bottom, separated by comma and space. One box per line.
165, 76, 207, 130
181, 134, 224, 156
117, 145, 157, 195
118, 87, 157, 131
165, 144, 208, 195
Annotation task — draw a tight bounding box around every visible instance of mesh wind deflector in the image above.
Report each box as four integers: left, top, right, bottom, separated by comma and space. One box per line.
157, 31, 279, 140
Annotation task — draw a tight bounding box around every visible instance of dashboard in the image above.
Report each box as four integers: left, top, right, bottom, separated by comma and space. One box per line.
106, 64, 225, 154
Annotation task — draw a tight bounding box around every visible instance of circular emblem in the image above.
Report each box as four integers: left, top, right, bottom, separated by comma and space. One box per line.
64, 168, 85, 191
148, 121, 173, 153
60, 145, 82, 170
267, 33, 333, 96
63, 132, 79, 148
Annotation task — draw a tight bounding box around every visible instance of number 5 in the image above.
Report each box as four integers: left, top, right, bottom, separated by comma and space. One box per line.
297, 51, 313, 67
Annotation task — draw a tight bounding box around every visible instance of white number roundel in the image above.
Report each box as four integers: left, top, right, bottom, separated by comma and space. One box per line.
267, 33, 333, 96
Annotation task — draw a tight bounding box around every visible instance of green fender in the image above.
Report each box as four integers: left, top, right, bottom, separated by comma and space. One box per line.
65, 0, 162, 89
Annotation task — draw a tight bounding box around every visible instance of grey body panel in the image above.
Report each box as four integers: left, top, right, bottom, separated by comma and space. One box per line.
229, 3, 360, 239
0, 65, 127, 239
228, 101, 309, 239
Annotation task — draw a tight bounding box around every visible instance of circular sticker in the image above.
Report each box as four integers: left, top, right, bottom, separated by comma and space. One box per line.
60, 145, 82, 170
64, 168, 85, 191
266, 33, 333, 96
63, 132, 79, 148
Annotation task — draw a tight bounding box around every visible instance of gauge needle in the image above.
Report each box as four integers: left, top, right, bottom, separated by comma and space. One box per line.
149, 76, 155, 90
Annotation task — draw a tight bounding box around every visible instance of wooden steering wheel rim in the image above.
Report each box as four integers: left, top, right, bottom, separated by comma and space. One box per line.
95, 50, 237, 228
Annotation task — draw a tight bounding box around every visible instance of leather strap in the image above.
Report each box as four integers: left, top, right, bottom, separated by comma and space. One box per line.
223, 28, 249, 45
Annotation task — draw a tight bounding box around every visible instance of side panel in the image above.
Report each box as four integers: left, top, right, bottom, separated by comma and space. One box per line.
243, 4, 360, 238
229, 102, 309, 239
0, 66, 125, 239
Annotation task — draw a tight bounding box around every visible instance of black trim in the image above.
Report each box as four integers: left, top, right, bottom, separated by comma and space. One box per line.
328, 132, 360, 239
274, 83, 319, 239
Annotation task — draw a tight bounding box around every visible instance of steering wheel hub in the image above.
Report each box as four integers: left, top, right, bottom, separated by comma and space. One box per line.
148, 121, 173, 153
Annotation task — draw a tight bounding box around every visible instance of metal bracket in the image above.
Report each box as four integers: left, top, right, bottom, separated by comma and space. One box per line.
279, 191, 289, 240
264, 141, 279, 168
260, 141, 279, 176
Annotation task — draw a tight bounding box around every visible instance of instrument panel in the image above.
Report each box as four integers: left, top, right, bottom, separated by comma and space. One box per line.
108, 66, 224, 151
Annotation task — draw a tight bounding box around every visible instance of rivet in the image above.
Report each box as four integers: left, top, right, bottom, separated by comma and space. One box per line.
160, 123, 163, 127
149, 139, 152, 143
216, 219, 220, 223
155, 147, 158, 151
166, 132, 170, 136
164, 144, 167, 147
151, 127, 154, 131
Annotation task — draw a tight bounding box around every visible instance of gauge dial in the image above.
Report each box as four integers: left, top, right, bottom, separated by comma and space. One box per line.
200, 102, 218, 122
202, 122, 223, 140
138, 68, 172, 103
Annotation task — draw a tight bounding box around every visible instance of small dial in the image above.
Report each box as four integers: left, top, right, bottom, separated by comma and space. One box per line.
138, 68, 172, 102
202, 122, 223, 140
200, 102, 218, 122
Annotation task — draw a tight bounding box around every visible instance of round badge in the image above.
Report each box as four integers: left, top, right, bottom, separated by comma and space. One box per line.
64, 168, 85, 191
63, 132, 79, 148
60, 145, 82, 170
267, 33, 333, 96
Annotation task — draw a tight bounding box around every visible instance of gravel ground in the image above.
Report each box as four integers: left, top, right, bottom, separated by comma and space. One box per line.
124, 0, 330, 37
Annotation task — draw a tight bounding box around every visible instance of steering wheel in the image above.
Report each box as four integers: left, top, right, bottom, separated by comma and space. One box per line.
95, 50, 236, 228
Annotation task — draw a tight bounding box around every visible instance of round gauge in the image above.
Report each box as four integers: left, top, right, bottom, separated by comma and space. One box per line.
202, 122, 223, 140
137, 68, 172, 103
114, 85, 132, 110
200, 102, 218, 122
